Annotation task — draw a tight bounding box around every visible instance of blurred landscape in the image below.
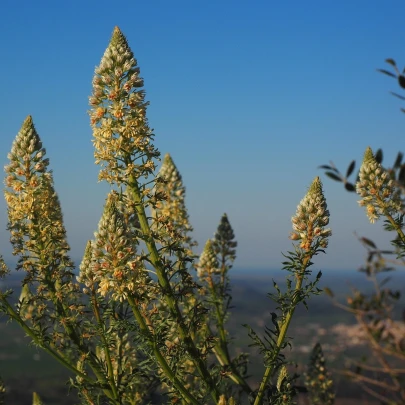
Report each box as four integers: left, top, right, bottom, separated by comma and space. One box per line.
1, 266, 404, 404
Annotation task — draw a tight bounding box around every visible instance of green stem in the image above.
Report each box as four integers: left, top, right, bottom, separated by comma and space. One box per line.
27, 212, 114, 394
207, 275, 252, 393
36, 255, 114, 400
91, 291, 120, 401
385, 212, 405, 245
253, 256, 310, 405
127, 174, 220, 402
126, 295, 200, 405
25, 214, 117, 402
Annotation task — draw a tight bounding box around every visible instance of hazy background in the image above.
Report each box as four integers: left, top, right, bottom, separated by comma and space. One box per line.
1, 0, 405, 270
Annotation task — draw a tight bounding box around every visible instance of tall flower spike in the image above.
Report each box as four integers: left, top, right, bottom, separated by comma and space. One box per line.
4, 116, 73, 279
90, 26, 159, 185
290, 177, 331, 251
197, 239, 219, 279
356, 147, 401, 223
212, 213, 237, 268
154, 153, 196, 253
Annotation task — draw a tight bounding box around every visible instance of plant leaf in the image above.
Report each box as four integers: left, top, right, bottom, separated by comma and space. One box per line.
344, 182, 355, 192
398, 164, 405, 185
390, 91, 405, 101
360, 237, 377, 249
386, 58, 397, 67
394, 152, 403, 169
375, 149, 383, 164
325, 172, 342, 182
346, 160, 356, 177
377, 69, 396, 78
319, 164, 338, 172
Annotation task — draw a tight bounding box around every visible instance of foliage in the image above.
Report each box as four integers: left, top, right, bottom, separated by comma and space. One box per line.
319, 63, 405, 404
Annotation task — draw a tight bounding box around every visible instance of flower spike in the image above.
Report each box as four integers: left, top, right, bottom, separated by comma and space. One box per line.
356, 147, 401, 223
290, 176, 331, 251
90, 27, 159, 185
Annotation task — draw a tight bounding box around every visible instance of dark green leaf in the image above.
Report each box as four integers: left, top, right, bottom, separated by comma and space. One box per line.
394, 152, 403, 169
401, 108, 405, 114
399, 75, 405, 89
345, 182, 356, 192
325, 172, 342, 182
361, 237, 377, 249
386, 58, 397, 67
390, 91, 405, 100
375, 149, 383, 164
377, 69, 396, 78
399, 164, 405, 185
346, 160, 356, 177
318, 164, 338, 172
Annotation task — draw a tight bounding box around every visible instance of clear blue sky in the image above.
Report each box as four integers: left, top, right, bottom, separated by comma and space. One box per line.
1, 0, 404, 270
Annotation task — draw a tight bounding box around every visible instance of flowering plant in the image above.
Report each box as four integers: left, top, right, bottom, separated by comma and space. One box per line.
0, 27, 332, 405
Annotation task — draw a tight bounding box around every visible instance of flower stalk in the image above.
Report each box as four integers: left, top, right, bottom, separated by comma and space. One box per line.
254, 177, 330, 405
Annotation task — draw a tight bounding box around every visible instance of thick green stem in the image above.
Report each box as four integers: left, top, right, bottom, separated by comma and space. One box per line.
126, 296, 200, 405
253, 256, 310, 405
127, 174, 220, 402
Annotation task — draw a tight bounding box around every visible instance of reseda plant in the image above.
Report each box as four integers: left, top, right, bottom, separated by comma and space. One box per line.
0, 27, 331, 405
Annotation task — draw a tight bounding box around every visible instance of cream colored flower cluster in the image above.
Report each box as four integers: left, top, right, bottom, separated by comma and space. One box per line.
4, 116, 72, 272
154, 153, 195, 253
197, 240, 219, 278
78, 192, 149, 301
290, 177, 331, 251
356, 147, 402, 223
89, 27, 158, 185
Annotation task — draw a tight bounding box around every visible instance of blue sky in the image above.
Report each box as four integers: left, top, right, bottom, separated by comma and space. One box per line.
1, 0, 405, 270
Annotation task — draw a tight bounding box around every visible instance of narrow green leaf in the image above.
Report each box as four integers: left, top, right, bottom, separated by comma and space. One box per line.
390, 91, 405, 100
394, 152, 403, 169
399, 164, 405, 185
325, 172, 342, 182
360, 237, 377, 249
377, 69, 396, 78
346, 160, 356, 177
319, 164, 338, 172
375, 149, 383, 164
399, 75, 405, 89
323, 287, 334, 298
